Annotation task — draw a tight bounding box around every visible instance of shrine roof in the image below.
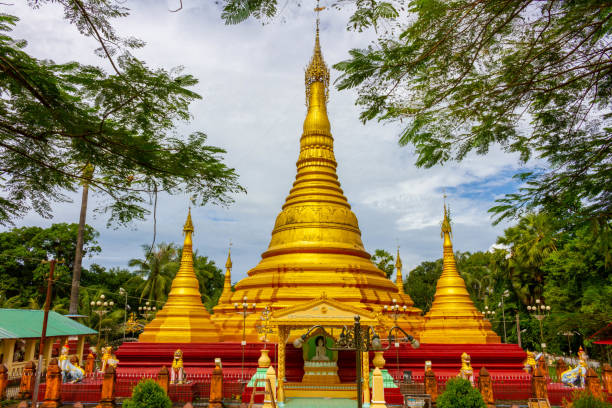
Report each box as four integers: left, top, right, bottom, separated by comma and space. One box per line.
0, 308, 97, 339
271, 295, 379, 327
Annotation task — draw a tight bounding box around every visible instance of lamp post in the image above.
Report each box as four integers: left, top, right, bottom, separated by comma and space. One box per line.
90, 294, 114, 348
527, 298, 551, 352
499, 289, 509, 343
234, 296, 256, 382
481, 305, 496, 321
118, 288, 129, 341
256, 305, 274, 349
293, 316, 419, 408
138, 301, 156, 321
382, 299, 408, 374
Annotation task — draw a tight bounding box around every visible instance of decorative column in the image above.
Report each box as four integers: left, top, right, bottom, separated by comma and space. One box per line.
603, 363, 612, 393
41, 358, 62, 408
424, 368, 437, 403
85, 352, 95, 375
42, 337, 54, 368
24, 340, 36, 362
209, 359, 223, 408
531, 362, 549, 402
277, 326, 289, 406
76, 336, 86, 363
370, 368, 386, 408
0, 364, 7, 400
362, 351, 371, 407
17, 361, 36, 399
1, 339, 16, 373
477, 367, 495, 408
156, 366, 169, 395
263, 365, 277, 408
96, 364, 117, 408
585, 368, 604, 399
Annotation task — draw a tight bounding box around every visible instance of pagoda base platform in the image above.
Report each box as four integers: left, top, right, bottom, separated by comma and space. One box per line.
116, 342, 527, 379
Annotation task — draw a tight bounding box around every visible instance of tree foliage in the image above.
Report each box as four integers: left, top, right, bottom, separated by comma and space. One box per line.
436, 377, 486, 408
0, 223, 100, 310
371, 248, 395, 278
0, 4, 244, 226
123, 379, 171, 408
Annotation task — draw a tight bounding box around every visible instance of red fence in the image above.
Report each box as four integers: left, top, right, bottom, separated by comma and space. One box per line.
35, 370, 253, 404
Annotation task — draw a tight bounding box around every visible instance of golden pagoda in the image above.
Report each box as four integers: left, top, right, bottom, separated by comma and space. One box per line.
212, 23, 422, 341
419, 205, 500, 344
139, 210, 222, 342
395, 248, 404, 294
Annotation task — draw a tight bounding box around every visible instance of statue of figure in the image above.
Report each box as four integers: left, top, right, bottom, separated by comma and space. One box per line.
458, 352, 474, 384
561, 346, 588, 388
100, 346, 119, 373
58, 341, 84, 383
310, 336, 330, 361
171, 349, 185, 384
523, 350, 542, 374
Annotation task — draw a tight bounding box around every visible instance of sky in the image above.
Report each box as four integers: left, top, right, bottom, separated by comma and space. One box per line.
5, 0, 530, 282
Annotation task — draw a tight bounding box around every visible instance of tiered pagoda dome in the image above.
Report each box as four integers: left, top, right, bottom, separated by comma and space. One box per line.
211, 26, 422, 341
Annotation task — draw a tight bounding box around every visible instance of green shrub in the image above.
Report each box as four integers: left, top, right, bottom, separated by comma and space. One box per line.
437, 377, 486, 408
123, 379, 172, 408
570, 390, 612, 408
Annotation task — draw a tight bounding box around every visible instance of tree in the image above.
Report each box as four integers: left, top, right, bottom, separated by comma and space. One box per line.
221, 0, 612, 227
3, 3, 244, 313
128, 243, 178, 307
496, 213, 558, 305
371, 249, 395, 279
436, 377, 486, 408
405, 259, 442, 312
0, 223, 100, 310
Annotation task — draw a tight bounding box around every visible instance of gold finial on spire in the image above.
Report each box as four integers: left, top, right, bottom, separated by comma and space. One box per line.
184, 207, 194, 234
395, 245, 402, 269
305, 0, 329, 107
441, 200, 452, 239
395, 246, 404, 293
225, 242, 233, 269
220, 242, 233, 303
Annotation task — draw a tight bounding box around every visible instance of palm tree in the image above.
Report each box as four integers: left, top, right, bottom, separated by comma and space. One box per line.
128, 243, 178, 307
497, 213, 558, 305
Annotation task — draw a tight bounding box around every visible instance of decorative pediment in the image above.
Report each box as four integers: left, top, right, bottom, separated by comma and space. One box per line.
271, 294, 379, 327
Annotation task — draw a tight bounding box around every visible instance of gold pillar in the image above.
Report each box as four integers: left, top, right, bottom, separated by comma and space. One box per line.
42, 337, 53, 368
1, 339, 16, 372
24, 339, 36, 362
76, 336, 86, 363
362, 350, 370, 405
277, 326, 289, 404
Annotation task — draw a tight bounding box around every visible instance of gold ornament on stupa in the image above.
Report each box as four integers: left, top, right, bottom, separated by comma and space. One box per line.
395, 247, 404, 294
139, 209, 222, 342
218, 246, 233, 304
212, 18, 422, 341
420, 204, 500, 344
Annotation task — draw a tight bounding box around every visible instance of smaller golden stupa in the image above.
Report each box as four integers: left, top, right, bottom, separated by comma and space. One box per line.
139, 209, 222, 342
420, 204, 500, 344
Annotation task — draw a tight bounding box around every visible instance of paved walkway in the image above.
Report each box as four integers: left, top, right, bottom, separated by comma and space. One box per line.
284, 398, 356, 408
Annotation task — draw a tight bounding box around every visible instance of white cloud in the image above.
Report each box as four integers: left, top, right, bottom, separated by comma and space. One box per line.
5, 0, 531, 279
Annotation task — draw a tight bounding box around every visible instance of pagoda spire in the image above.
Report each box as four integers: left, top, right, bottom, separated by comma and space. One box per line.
219, 245, 233, 303
139, 208, 221, 342
395, 247, 404, 294
420, 202, 500, 343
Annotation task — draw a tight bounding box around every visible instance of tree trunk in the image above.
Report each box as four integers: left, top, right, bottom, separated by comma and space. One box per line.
69, 181, 90, 315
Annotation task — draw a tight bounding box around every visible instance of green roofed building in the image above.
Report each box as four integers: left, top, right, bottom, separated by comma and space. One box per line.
0, 309, 96, 374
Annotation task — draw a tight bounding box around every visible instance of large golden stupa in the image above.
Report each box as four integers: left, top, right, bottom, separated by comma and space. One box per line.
139, 20, 500, 345
211, 25, 422, 341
